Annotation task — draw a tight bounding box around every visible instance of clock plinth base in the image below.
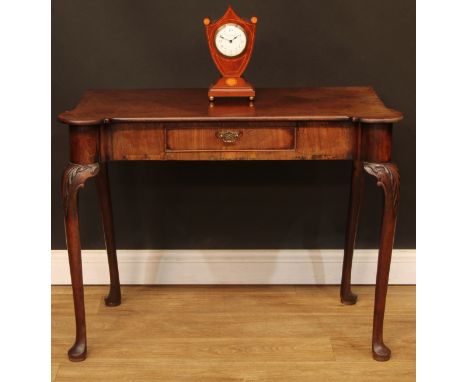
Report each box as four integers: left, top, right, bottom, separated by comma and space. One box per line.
208, 77, 255, 101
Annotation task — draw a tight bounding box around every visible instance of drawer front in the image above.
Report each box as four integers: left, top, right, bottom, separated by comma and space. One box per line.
165, 127, 296, 152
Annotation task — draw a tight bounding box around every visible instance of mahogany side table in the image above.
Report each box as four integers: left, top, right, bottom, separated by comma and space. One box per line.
58, 87, 403, 362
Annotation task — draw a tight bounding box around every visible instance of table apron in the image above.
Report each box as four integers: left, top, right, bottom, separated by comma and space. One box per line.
68, 121, 392, 163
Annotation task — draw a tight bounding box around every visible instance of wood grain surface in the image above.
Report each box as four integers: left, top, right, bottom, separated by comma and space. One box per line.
94, 121, 361, 161
52, 285, 415, 381
165, 127, 295, 151
58, 87, 403, 125
58, 88, 403, 362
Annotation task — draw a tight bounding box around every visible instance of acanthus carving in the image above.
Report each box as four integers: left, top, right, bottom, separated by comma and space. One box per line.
363, 162, 400, 213
62, 163, 100, 217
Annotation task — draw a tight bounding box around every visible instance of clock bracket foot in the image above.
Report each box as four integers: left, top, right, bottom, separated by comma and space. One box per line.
208, 77, 255, 101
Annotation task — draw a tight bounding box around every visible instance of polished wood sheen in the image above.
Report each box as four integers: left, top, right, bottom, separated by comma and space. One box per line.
52, 285, 416, 381
165, 126, 295, 151
95, 162, 121, 307
204, 6, 257, 99
58, 87, 403, 362
58, 88, 402, 125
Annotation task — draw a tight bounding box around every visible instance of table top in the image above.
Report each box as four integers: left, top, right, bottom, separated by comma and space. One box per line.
58, 87, 402, 126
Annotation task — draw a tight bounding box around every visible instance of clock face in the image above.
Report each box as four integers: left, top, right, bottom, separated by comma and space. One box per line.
214, 23, 247, 57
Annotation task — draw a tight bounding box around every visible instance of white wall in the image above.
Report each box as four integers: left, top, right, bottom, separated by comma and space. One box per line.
51, 249, 415, 284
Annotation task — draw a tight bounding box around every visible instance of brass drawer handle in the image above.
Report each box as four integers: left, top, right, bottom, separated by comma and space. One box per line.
216, 130, 242, 143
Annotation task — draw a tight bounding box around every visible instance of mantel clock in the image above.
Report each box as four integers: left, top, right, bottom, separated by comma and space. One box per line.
203, 6, 257, 101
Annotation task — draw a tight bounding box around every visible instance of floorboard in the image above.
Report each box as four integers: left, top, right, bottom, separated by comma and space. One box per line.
52, 285, 415, 382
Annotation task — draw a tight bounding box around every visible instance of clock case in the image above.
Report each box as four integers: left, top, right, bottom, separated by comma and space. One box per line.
204, 6, 256, 101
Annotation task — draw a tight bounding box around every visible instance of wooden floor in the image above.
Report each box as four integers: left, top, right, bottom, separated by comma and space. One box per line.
52, 285, 415, 382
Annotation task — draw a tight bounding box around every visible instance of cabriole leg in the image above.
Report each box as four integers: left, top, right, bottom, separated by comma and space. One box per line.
61, 162, 100, 362
95, 162, 121, 306
341, 160, 364, 304
364, 162, 400, 362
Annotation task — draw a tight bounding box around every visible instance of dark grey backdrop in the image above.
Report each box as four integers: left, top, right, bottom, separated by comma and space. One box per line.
52, 0, 415, 250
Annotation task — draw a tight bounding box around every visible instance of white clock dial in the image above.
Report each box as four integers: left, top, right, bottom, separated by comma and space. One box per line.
214, 23, 247, 57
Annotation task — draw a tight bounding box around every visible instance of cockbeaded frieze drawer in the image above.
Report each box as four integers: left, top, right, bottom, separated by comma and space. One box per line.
92, 121, 359, 161
165, 126, 296, 152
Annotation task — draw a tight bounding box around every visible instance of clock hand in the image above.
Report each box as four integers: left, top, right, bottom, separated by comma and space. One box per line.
232, 34, 240, 40
221, 35, 235, 43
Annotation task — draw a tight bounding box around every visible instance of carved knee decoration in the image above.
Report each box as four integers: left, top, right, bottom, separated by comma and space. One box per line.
363, 162, 400, 361
62, 163, 100, 217
61, 163, 100, 362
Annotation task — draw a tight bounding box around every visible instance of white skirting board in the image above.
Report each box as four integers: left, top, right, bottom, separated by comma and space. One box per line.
51, 249, 415, 285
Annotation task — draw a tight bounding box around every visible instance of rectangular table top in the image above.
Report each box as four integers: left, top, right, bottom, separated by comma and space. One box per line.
58, 87, 402, 126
